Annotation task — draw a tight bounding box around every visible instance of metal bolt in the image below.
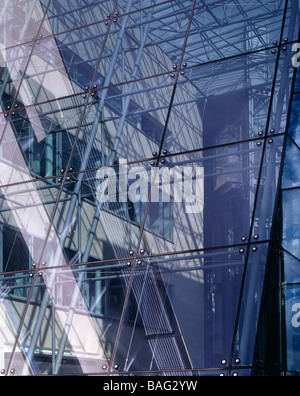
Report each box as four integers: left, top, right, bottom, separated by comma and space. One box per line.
10, 368, 15, 374
38, 271, 43, 276
140, 249, 145, 255
221, 359, 227, 365
235, 358, 241, 364
253, 234, 259, 240
32, 262, 37, 268
137, 260, 143, 265
252, 247, 257, 252
241, 236, 247, 242
0, 369, 5, 374
256, 141, 262, 147
160, 159, 166, 164
232, 372, 239, 377
42, 261, 46, 266
29, 273, 34, 278
102, 365, 108, 370
271, 49, 277, 54
270, 128, 275, 133
268, 139, 273, 144
239, 248, 245, 254
114, 364, 119, 370
126, 261, 132, 267
129, 251, 134, 256
150, 161, 156, 167
152, 152, 157, 157
162, 149, 168, 155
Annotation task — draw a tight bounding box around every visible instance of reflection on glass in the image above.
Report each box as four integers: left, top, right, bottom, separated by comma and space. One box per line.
7, 262, 128, 375
113, 248, 246, 372
233, 244, 269, 367
142, 140, 263, 254
282, 189, 300, 261
185, 0, 288, 66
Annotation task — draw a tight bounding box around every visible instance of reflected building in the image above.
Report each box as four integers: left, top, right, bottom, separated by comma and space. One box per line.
0, 0, 299, 376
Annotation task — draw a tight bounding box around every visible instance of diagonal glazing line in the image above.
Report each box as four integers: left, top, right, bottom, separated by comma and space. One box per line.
227, 0, 293, 375
5, 0, 119, 376
108, 0, 198, 375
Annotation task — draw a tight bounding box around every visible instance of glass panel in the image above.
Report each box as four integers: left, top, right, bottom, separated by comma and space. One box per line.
282, 138, 300, 189
0, 0, 47, 48
95, 2, 194, 85
0, 96, 94, 184
0, 179, 59, 273
140, 140, 263, 255
185, 0, 287, 66
8, 261, 126, 375
0, 43, 33, 106
282, 189, 300, 261
113, 247, 246, 372
15, 24, 108, 105
0, 271, 35, 376
283, 250, 300, 285
268, 44, 296, 135
92, 75, 174, 164
282, 0, 300, 44
40, 159, 155, 266
251, 135, 285, 242
289, 94, 300, 147
232, 243, 269, 367
164, 49, 277, 154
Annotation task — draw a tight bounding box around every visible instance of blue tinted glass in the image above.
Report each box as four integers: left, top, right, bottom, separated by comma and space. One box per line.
142, 140, 263, 253
282, 138, 300, 189
289, 95, 300, 147
282, 189, 300, 260
232, 243, 269, 366
114, 248, 246, 372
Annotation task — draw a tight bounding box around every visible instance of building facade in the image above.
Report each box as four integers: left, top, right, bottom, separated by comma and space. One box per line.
0, 0, 299, 376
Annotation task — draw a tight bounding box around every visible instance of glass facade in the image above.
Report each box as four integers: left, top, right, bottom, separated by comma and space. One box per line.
0, 0, 299, 376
